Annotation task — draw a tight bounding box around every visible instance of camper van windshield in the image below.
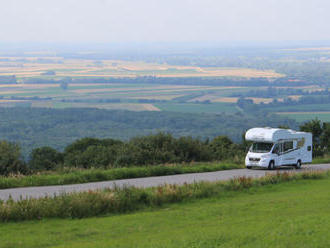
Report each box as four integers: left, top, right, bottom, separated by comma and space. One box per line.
250, 142, 274, 153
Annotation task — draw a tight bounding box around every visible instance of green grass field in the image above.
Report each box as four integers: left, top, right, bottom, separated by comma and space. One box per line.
1, 176, 330, 247
271, 103, 330, 112
277, 112, 330, 122
155, 102, 239, 113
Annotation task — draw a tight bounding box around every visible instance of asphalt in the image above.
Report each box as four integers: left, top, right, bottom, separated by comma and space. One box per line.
1, 163, 330, 201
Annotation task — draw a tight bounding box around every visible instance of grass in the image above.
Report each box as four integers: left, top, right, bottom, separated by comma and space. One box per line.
0, 162, 243, 190
0, 170, 327, 222
0, 172, 330, 247
312, 155, 330, 164
154, 102, 239, 113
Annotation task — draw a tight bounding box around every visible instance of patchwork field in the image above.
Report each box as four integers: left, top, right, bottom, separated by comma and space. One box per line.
0, 83, 248, 112
155, 102, 239, 113
0, 56, 328, 117
1, 177, 330, 247
0, 56, 284, 79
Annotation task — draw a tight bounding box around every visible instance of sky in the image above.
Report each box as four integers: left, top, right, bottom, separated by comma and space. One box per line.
0, 0, 330, 43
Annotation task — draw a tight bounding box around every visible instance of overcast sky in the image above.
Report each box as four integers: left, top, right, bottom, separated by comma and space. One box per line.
1, 0, 329, 43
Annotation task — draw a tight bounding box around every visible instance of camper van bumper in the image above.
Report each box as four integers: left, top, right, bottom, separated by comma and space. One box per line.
245, 157, 270, 168
245, 162, 269, 168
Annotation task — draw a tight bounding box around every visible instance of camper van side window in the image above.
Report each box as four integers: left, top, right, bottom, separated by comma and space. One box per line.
297, 138, 305, 149
283, 141, 293, 152
307, 146, 312, 151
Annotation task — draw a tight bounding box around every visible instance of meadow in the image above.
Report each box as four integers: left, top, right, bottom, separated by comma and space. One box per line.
0, 172, 329, 247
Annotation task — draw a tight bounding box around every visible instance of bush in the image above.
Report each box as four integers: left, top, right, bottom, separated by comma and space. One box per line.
29, 147, 63, 171
0, 141, 26, 175
64, 138, 123, 168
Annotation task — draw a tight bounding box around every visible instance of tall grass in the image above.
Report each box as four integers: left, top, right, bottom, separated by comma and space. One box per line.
312, 154, 330, 164
0, 170, 327, 222
0, 162, 243, 190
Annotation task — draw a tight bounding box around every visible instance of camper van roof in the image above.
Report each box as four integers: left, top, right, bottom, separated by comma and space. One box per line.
245, 127, 308, 142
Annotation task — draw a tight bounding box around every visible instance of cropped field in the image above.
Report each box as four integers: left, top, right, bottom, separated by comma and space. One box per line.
155, 102, 239, 113
0, 56, 284, 78
277, 112, 330, 122
0, 83, 247, 113
1, 175, 330, 247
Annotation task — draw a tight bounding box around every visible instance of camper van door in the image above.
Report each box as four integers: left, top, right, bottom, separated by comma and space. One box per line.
281, 140, 296, 165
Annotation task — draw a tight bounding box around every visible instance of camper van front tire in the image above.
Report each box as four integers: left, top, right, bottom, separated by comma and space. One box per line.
295, 160, 302, 169
268, 161, 275, 170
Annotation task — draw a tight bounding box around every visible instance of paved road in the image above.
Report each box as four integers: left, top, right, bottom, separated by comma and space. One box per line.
1, 164, 330, 201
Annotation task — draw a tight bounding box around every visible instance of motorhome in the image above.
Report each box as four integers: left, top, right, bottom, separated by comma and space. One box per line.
245, 127, 312, 170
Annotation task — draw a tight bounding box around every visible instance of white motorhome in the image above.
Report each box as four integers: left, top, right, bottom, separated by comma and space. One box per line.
245, 127, 312, 169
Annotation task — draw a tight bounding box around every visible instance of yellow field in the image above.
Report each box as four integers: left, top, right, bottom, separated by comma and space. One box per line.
213, 97, 238, 103
129, 95, 184, 100
0, 56, 284, 79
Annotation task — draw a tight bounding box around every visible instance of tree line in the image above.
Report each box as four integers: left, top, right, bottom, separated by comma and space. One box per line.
0, 133, 243, 175
0, 119, 329, 175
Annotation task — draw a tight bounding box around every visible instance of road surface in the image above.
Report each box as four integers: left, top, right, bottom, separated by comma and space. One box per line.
1, 164, 330, 201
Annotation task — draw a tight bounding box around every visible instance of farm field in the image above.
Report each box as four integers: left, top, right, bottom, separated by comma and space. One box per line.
0, 56, 284, 79
1, 177, 330, 248
277, 112, 330, 122
0, 83, 248, 112
155, 102, 239, 113
271, 103, 330, 113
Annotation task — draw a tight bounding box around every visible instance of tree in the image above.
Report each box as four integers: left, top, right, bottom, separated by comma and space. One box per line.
300, 119, 323, 156
64, 137, 123, 167
300, 119, 323, 143
321, 123, 330, 152
209, 136, 235, 160
29, 147, 63, 171
0, 141, 26, 175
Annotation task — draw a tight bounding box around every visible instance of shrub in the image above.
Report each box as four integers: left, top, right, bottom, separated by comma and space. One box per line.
0, 141, 27, 175
29, 147, 63, 171
64, 138, 123, 168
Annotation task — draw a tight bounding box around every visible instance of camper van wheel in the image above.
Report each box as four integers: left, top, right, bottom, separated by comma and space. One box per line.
295, 160, 302, 169
247, 166, 252, 169
268, 161, 275, 170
